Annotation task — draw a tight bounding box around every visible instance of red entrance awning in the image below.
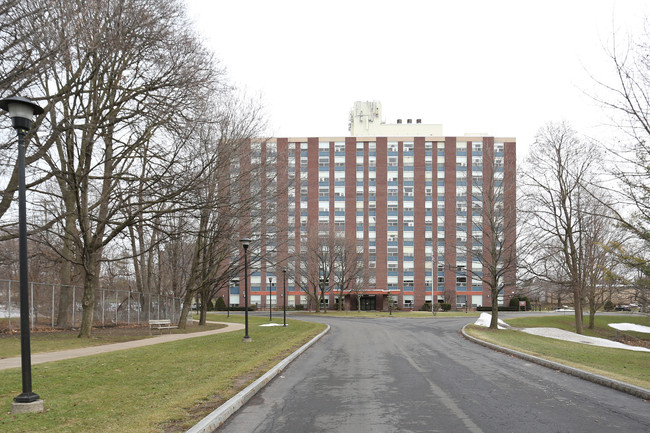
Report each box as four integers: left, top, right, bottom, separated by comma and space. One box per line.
349, 290, 389, 295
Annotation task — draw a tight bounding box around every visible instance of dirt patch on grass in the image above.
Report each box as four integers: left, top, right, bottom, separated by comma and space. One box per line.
166, 356, 290, 431
159, 393, 227, 433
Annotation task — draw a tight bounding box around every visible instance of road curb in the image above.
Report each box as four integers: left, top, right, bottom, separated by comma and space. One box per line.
461, 324, 650, 400
186, 324, 331, 433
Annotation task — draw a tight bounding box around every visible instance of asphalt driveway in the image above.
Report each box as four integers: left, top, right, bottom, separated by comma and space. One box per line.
216, 315, 650, 433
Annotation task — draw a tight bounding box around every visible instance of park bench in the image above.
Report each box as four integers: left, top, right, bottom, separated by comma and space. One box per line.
148, 319, 178, 334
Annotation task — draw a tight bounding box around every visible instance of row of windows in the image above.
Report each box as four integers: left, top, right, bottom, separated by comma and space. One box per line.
228, 294, 488, 309
307, 141, 504, 151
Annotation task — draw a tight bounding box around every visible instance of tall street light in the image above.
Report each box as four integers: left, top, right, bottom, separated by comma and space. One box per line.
0, 96, 44, 413
239, 238, 252, 342
320, 276, 328, 312
268, 277, 273, 321
282, 268, 287, 327
229, 277, 239, 318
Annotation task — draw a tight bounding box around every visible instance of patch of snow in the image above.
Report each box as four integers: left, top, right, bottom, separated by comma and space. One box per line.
0, 309, 19, 319
553, 308, 574, 312
521, 327, 650, 352
608, 323, 650, 334
474, 312, 509, 330
259, 323, 286, 327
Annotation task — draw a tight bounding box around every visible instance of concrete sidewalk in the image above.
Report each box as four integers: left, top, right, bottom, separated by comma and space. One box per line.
0, 321, 244, 371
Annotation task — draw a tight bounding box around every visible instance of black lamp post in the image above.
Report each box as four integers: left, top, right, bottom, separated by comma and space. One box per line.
0, 96, 44, 412
268, 277, 273, 321
319, 276, 328, 311
282, 268, 287, 327
239, 238, 251, 342
229, 277, 239, 318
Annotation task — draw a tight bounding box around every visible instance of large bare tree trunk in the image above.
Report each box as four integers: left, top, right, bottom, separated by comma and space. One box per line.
78, 251, 101, 338
199, 291, 209, 325
489, 291, 500, 329
572, 284, 583, 334
56, 193, 77, 327
178, 290, 193, 329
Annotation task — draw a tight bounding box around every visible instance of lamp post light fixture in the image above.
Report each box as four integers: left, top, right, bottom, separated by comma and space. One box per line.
268, 277, 273, 321
0, 96, 44, 413
230, 277, 239, 318
239, 238, 252, 342
282, 268, 287, 327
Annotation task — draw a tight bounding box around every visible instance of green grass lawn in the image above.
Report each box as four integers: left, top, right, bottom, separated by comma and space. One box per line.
504, 314, 650, 340
465, 314, 650, 389
0, 316, 325, 433
0, 323, 227, 359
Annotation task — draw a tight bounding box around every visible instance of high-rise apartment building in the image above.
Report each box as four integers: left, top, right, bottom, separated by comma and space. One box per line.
235, 102, 516, 311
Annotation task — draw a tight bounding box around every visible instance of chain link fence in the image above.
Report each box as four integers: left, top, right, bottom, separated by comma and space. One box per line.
0, 279, 182, 331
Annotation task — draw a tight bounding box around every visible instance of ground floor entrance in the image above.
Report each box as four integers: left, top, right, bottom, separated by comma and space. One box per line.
345, 293, 387, 311
359, 295, 376, 311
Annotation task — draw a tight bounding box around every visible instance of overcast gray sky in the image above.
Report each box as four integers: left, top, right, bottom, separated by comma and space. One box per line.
185, 0, 648, 158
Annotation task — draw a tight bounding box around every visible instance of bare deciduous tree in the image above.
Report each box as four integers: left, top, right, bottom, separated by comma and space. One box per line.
592, 21, 650, 308
331, 233, 363, 311
176, 94, 270, 327
5, 0, 220, 336
456, 144, 516, 329
289, 234, 336, 313
520, 122, 601, 334
580, 197, 617, 329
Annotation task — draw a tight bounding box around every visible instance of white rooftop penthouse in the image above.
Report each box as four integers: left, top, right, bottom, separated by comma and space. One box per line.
348, 101, 443, 137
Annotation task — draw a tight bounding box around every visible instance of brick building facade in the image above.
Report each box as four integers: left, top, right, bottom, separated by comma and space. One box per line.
231, 104, 516, 311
